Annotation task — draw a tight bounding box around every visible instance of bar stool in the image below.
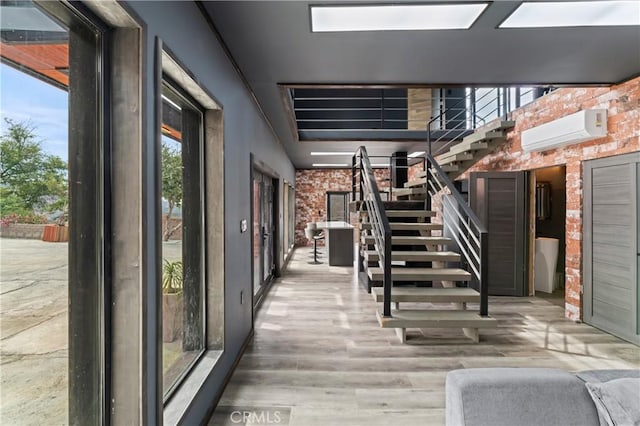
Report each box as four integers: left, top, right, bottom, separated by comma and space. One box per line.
304, 223, 324, 264
305, 222, 322, 257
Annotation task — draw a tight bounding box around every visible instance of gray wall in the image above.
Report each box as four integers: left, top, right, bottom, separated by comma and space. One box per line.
124, 1, 295, 422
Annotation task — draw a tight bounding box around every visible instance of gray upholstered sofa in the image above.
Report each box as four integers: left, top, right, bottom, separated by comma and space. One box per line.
445, 368, 640, 426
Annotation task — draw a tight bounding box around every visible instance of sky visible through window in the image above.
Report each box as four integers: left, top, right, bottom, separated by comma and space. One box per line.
0, 62, 68, 161
0, 62, 180, 160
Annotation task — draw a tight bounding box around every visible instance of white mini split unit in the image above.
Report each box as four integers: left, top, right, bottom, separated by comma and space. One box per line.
521, 109, 607, 152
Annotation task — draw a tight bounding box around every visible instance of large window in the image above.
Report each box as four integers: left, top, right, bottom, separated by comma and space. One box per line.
0, 1, 105, 423
160, 81, 206, 397
159, 49, 224, 421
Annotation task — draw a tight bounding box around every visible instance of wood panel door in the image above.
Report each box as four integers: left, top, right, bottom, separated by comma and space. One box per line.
470, 171, 528, 296
584, 152, 639, 345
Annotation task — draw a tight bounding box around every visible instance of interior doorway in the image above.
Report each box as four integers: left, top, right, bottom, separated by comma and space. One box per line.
530, 166, 566, 297
252, 169, 278, 304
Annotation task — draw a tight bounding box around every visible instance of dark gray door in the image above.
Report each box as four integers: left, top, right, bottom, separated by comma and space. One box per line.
470, 171, 527, 296
584, 152, 639, 345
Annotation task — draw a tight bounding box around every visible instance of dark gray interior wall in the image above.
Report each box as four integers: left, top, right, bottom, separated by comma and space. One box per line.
535, 166, 566, 275
124, 1, 295, 422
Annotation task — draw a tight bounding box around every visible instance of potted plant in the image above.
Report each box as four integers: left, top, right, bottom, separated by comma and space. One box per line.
162, 259, 183, 343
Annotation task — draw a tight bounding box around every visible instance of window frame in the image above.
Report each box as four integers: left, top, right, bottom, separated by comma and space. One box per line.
157, 43, 225, 424
160, 78, 208, 400
30, 1, 111, 424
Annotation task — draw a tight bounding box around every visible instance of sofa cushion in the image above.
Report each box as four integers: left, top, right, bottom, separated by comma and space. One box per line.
577, 370, 640, 384
446, 368, 600, 426
585, 378, 640, 426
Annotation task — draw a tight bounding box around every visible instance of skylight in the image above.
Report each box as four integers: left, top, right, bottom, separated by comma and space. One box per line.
500, 1, 640, 28
310, 4, 488, 32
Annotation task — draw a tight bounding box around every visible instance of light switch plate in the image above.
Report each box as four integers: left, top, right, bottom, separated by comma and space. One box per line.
240, 219, 248, 233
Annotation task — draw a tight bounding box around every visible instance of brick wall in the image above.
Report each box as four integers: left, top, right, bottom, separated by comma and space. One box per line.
462, 76, 640, 320
408, 162, 424, 182
295, 168, 390, 245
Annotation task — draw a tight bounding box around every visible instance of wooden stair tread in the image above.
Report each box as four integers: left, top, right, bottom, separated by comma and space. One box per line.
364, 250, 460, 262
360, 222, 443, 231
461, 129, 507, 145
384, 210, 436, 217
393, 187, 426, 197
376, 309, 497, 329
371, 287, 480, 303
436, 152, 474, 165
482, 119, 515, 131
362, 235, 451, 246
404, 178, 427, 188
367, 267, 471, 281
447, 140, 489, 156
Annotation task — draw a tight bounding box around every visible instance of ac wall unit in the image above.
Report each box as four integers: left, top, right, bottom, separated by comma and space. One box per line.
521, 109, 607, 152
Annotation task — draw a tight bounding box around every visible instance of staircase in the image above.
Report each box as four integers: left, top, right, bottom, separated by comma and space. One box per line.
398, 119, 515, 198
353, 147, 496, 344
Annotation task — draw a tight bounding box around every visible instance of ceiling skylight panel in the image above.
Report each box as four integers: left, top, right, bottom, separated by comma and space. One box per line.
311, 4, 489, 32
500, 1, 640, 28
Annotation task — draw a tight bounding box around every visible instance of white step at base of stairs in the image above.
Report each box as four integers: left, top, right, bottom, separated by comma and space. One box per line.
360, 222, 443, 232
376, 309, 497, 343
364, 250, 460, 262
371, 287, 480, 303
367, 267, 471, 282
361, 235, 451, 246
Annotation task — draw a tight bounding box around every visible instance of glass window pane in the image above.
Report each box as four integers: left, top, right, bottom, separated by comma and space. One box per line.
474, 88, 499, 124
161, 83, 205, 397
0, 2, 70, 424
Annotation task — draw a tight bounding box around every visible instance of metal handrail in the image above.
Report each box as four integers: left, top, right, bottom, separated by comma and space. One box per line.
352, 147, 393, 317
424, 153, 489, 317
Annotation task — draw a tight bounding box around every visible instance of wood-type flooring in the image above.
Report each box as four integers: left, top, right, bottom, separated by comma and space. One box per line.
209, 248, 639, 425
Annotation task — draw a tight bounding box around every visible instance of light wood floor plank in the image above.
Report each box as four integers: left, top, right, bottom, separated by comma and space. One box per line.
210, 248, 640, 425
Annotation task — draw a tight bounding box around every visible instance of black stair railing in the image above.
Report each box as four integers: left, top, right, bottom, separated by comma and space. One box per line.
424, 154, 489, 316
352, 147, 393, 317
